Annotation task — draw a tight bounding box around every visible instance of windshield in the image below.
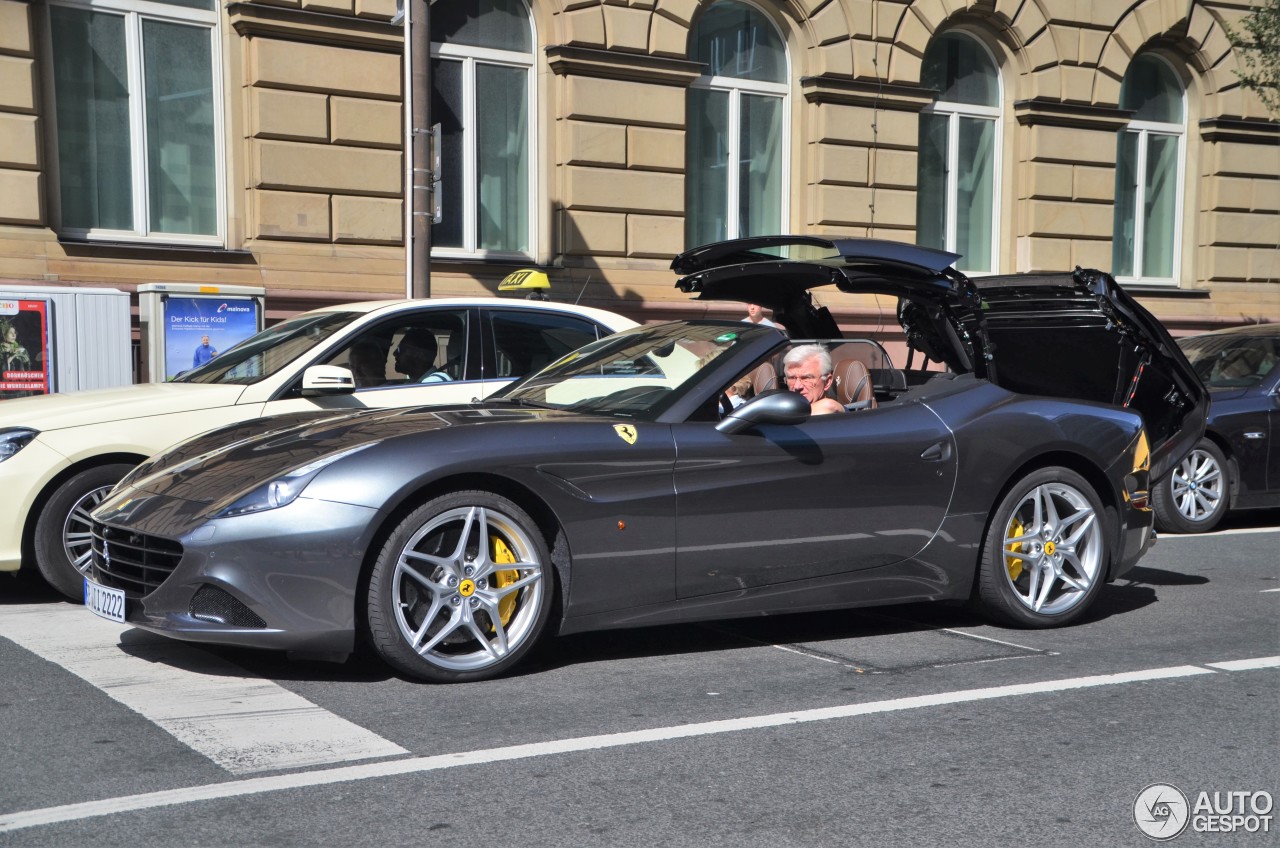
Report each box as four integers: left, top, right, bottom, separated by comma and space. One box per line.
176, 312, 359, 385
1179, 332, 1279, 390
501, 323, 756, 419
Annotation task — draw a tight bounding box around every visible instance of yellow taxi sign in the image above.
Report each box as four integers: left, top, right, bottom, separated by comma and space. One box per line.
498, 269, 550, 293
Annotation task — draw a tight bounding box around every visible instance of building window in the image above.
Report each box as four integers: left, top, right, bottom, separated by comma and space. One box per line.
46, 0, 222, 244
430, 0, 534, 257
916, 32, 1001, 273
1113, 54, 1185, 284
686, 0, 788, 248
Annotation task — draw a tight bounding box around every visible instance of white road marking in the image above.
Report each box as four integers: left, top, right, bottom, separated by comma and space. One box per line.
1159, 525, 1280, 539
1205, 656, 1280, 671
1262, 588, 1280, 593
938, 627, 1054, 654
7, 660, 1275, 834
0, 605, 407, 774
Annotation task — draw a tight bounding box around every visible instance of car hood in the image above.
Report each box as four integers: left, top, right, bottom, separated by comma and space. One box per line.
673, 236, 1207, 478
0, 382, 247, 432
105, 403, 595, 509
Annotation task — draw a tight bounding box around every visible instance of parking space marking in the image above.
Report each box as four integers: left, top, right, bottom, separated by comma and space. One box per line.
0, 605, 407, 775
6, 659, 1275, 834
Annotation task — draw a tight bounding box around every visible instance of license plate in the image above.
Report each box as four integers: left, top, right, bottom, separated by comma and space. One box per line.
85, 577, 126, 623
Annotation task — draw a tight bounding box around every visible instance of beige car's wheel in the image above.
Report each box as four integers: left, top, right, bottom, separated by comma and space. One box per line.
33, 463, 133, 601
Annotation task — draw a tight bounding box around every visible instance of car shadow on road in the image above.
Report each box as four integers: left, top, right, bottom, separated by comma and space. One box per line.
1120, 565, 1210, 586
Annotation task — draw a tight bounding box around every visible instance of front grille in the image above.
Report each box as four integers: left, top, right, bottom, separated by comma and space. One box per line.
190, 585, 267, 629
91, 522, 184, 597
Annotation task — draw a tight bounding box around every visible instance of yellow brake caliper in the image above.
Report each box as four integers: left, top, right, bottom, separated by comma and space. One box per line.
1006, 518, 1025, 581
490, 536, 519, 630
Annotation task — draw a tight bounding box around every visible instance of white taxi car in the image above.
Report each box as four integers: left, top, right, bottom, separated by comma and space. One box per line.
0, 297, 636, 599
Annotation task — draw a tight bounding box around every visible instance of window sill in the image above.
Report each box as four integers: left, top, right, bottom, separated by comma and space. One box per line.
56, 237, 255, 262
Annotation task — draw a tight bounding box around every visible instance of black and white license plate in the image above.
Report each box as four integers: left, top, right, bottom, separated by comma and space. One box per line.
85, 577, 126, 623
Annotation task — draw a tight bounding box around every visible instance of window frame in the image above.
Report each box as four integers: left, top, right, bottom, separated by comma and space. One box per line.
1113, 55, 1187, 287
685, 0, 791, 246
429, 34, 537, 260
42, 0, 226, 247
916, 32, 1002, 275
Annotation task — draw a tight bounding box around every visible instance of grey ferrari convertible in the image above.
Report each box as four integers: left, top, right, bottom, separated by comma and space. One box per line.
86, 238, 1207, 682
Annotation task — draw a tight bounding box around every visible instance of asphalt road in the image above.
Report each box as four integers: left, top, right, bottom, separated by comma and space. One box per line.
1, 510, 1277, 847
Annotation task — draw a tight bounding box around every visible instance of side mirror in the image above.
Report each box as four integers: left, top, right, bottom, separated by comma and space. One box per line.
301, 364, 356, 395
716, 389, 811, 435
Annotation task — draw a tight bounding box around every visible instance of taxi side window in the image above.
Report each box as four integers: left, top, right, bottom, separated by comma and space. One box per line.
488, 310, 601, 379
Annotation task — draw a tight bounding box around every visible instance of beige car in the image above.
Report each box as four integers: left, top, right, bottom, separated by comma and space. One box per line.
0, 297, 635, 599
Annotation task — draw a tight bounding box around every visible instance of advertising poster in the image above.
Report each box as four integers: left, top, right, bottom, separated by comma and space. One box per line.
0, 298, 52, 400
163, 296, 261, 380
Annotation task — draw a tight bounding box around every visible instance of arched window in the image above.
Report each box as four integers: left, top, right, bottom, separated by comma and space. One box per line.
1113, 54, 1185, 283
685, 1, 788, 248
916, 32, 1001, 273
430, 0, 534, 256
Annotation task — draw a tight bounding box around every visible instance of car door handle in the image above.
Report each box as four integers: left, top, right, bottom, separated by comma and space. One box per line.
920, 441, 952, 462
1243, 431, 1266, 440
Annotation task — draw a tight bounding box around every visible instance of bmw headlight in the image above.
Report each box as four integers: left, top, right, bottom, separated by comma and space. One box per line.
214, 443, 377, 518
0, 428, 38, 464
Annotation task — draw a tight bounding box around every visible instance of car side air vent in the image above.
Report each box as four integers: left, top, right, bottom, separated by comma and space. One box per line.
190, 585, 267, 629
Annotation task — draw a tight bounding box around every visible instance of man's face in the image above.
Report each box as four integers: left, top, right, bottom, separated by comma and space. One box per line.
394, 339, 430, 374
784, 356, 832, 404
746, 303, 763, 320
201, 335, 210, 346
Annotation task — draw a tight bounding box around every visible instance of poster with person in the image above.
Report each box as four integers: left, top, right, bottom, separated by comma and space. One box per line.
162, 296, 261, 380
0, 299, 52, 401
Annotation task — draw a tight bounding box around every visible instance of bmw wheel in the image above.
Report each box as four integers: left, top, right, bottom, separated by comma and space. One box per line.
1152, 438, 1229, 533
976, 467, 1108, 628
366, 491, 553, 682
33, 463, 134, 601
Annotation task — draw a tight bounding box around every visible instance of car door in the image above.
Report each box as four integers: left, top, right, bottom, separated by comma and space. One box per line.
671, 401, 957, 598
476, 308, 605, 397
261, 308, 484, 415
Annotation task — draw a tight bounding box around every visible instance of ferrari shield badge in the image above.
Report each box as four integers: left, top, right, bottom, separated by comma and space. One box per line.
613, 424, 638, 445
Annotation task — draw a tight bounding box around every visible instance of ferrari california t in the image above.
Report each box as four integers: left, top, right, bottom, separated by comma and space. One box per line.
86, 238, 1207, 682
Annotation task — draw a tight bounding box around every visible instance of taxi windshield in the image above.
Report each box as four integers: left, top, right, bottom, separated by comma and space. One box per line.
175, 312, 358, 385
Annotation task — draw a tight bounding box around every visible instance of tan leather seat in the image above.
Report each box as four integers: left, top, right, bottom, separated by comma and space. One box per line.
834, 358, 875, 409
748, 361, 777, 396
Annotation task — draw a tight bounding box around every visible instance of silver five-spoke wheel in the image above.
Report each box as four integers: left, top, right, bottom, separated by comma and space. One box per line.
978, 467, 1108, 627
367, 491, 553, 682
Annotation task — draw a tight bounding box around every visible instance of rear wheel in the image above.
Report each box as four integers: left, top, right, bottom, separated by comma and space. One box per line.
976, 467, 1108, 628
33, 463, 133, 601
365, 491, 553, 682
1152, 438, 1229, 533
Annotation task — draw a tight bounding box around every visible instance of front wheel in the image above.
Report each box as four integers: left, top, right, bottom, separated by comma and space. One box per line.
33, 463, 134, 601
365, 491, 554, 682
1152, 438, 1230, 533
976, 467, 1108, 628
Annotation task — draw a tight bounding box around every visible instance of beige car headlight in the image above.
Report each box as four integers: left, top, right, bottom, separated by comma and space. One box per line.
0, 428, 38, 464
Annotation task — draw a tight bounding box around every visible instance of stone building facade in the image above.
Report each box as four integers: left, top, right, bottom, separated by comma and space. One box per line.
0, 0, 1276, 357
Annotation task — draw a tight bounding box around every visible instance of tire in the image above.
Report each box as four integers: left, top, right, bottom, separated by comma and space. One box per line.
1152, 438, 1229, 534
976, 467, 1109, 628
365, 491, 554, 682
33, 463, 134, 601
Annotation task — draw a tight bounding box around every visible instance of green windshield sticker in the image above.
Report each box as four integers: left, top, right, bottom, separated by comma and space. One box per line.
714, 332, 738, 342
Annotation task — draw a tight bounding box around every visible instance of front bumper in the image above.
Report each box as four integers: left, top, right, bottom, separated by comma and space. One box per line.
93, 490, 383, 655
0, 439, 70, 573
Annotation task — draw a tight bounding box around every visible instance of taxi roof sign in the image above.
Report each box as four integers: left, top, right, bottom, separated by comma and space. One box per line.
498, 269, 550, 293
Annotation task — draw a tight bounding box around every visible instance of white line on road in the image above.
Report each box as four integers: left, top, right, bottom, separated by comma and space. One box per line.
1205, 656, 1280, 671
0, 604, 407, 775
7, 659, 1274, 834
1158, 525, 1280, 539
1262, 588, 1280, 593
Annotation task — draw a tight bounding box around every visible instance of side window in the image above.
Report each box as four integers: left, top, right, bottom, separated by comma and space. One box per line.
487, 310, 601, 379
323, 310, 468, 388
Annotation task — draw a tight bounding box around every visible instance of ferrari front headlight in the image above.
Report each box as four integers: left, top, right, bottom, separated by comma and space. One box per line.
214, 442, 378, 518
0, 428, 38, 464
